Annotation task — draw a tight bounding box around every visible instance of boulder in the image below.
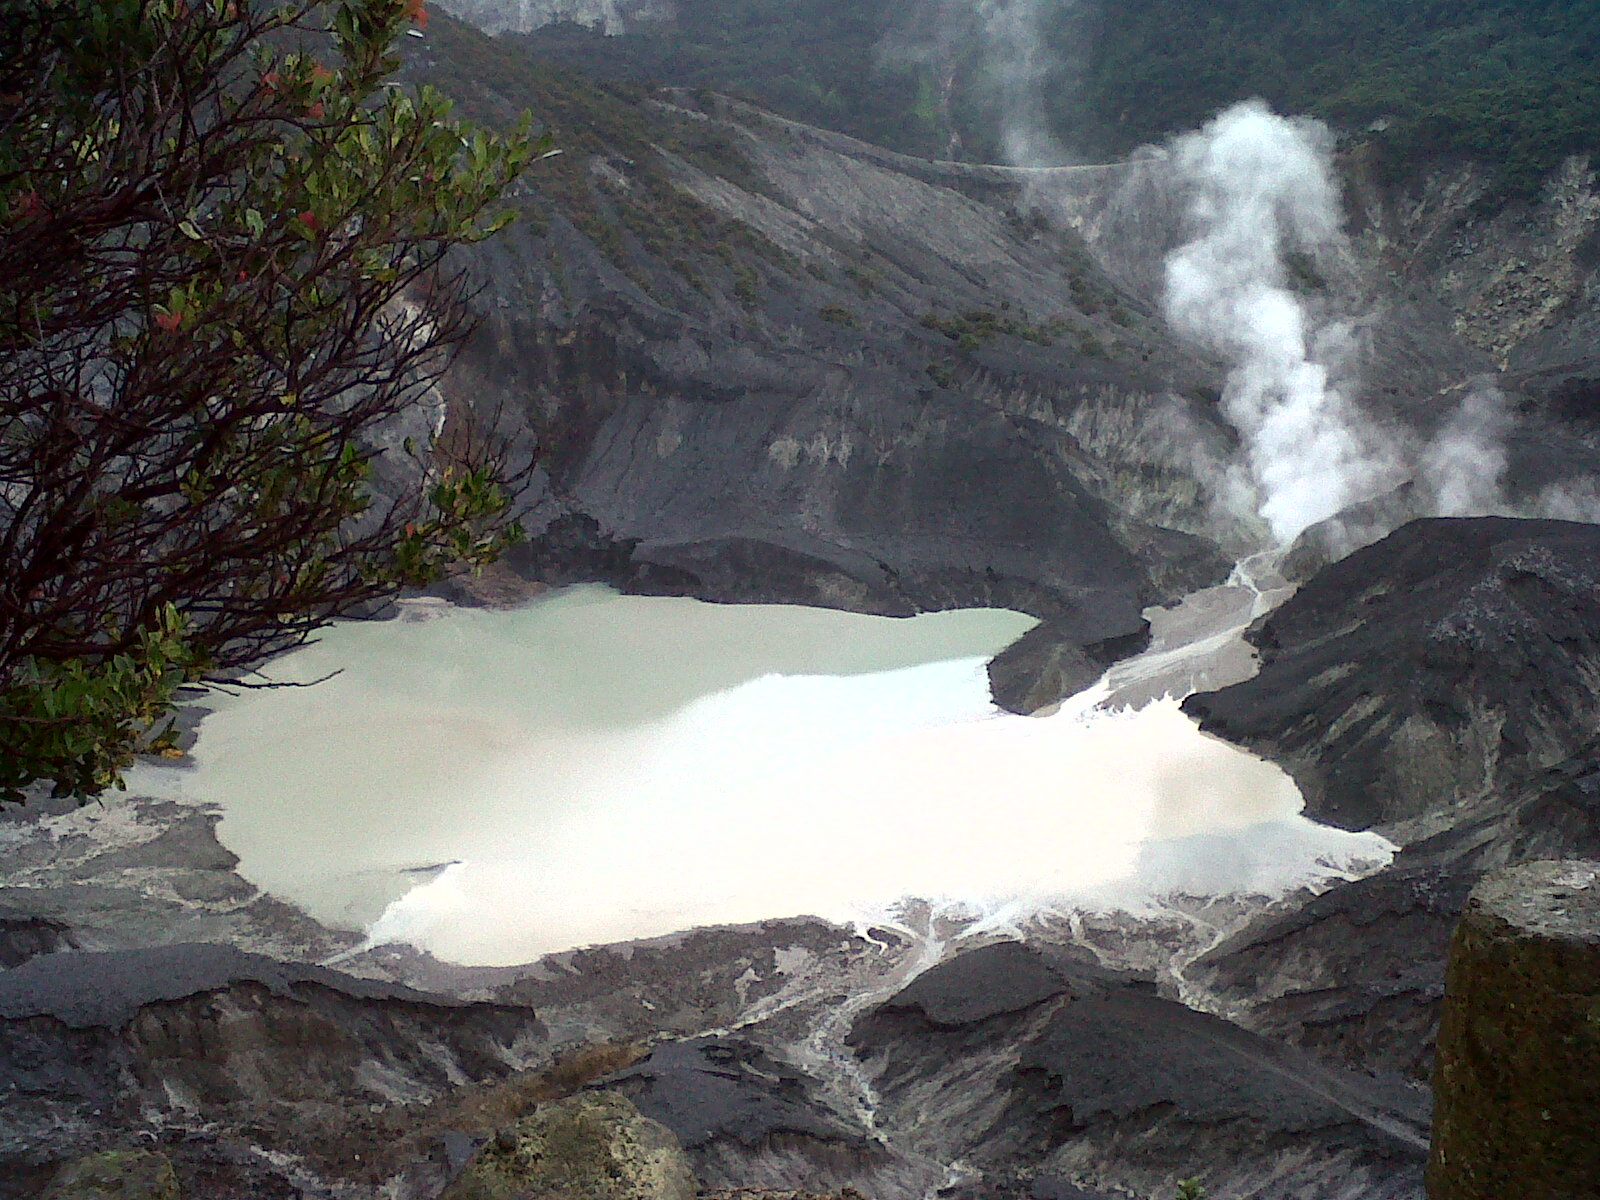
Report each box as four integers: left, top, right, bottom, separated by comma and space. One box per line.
441, 1092, 696, 1200
1427, 860, 1600, 1200
41, 1150, 181, 1200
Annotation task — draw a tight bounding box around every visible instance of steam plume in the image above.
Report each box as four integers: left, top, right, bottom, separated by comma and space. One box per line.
1421, 383, 1511, 516
880, 0, 1075, 166
887, 9, 1586, 543
1162, 101, 1400, 542
976, 0, 1072, 167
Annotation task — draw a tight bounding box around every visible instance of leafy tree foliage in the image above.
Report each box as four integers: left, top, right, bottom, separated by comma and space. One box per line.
0, 0, 537, 801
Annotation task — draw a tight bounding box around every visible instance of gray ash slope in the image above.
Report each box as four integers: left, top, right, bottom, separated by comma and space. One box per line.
413, 14, 1600, 640
422, 53, 1237, 650
1184, 518, 1600, 1081
845, 942, 1428, 1200
406, 17, 1571, 629
0, 916, 1437, 1200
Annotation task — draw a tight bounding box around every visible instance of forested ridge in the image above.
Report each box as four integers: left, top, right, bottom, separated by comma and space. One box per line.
507, 0, 1600, 200
1074, 0, 1600, 197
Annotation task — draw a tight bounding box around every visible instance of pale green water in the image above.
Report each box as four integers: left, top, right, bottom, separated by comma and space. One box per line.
133, 585, 1392, 965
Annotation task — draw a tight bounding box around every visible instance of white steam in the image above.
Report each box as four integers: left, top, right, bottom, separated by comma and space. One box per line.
1162, 101, 1400, 542
1421, 383, 1512, 516
883, 12, 1591, 542
1535, 477, 1600, 524
976, 0, 1073, 167
1153, 105, 1578, 542
879, 0, 1075, 166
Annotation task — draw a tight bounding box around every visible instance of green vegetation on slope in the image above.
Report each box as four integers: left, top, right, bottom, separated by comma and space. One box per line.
506, 0, 952, 157
1067, 0, 1600, 199
508, 0, 1600, 201
417, 14, 795, 298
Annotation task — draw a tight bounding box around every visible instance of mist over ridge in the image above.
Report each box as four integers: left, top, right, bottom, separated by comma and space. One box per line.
466, 0, 1600, 199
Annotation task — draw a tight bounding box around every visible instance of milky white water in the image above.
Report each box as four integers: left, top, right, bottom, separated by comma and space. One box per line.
132, 584, 1392, 966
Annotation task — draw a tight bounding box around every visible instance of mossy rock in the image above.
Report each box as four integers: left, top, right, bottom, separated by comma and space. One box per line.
442, 1092, 696, 1200
1428, 860, 1600, 1199
43, 1150, 181, 1200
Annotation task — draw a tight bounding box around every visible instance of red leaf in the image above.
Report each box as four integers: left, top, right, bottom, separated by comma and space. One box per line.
298, 211, 319, 231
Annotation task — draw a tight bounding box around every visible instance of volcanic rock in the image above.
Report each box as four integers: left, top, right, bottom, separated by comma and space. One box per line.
1427, 860, 1600, 1200
1187, 742, 1600, 1082
1186, 519, 1600, 1084
0, 945, 548, 1198
849, 942, 1430, 1200
987, 612, 1151, 714
600, 1038, 942, 1199
413, 17, 1251, 634
439, 1092, 696, 1200
1184, 517, 1600, 838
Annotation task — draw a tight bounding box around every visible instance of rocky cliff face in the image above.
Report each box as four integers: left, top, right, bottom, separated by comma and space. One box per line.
1343, 152, 1600, 523
0, 945, 550, 1199
847, 942, 1429, 1200
429, 82, 1238, 639
1184, 518, 1600, 840
1182, 520, 1600, 1082
406, 13, 1299, 689
1348, 152, 1600, 375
